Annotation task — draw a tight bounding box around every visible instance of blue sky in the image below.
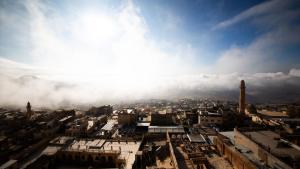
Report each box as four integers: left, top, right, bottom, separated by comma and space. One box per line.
0, 0, 300, 74
0, 0, 300, 107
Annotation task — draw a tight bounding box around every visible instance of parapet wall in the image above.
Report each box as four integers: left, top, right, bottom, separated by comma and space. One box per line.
234, 128, 293, 169
213, 134, 257, 169
166, 132, 180, 169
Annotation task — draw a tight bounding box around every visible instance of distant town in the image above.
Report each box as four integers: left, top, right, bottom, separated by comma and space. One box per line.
1, 80, 300, 169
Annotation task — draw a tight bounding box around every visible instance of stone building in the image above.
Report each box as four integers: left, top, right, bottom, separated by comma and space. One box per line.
151, 111, 174, 126
198, 111, 223, 126
217, 128, 300, 169
118, 109, 137, 126
57, 138, 141, 169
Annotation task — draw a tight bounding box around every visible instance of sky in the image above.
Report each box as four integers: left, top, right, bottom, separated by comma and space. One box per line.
0, 0, 300, 108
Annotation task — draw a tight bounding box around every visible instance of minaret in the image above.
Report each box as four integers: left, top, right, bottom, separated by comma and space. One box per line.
239, 80, 246, 114
26, 101, 32, 119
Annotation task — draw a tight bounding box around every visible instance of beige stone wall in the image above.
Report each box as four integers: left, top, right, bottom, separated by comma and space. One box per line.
234, 129, 259, 156
57, 151, 123, 167
166, 133, 180, 169
213, 136, 257, 169
233, 129, 293, 169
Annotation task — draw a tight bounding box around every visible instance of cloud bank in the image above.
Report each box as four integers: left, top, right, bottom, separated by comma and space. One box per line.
1, 58, 300, 109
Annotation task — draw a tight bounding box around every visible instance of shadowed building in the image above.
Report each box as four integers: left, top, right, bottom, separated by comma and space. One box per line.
198, 111, 223, 126
151, 111, 174, 126
239, 80, 246, 114
118, 109, 137, 126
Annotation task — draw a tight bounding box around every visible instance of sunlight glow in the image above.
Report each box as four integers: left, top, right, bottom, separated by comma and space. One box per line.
28, 1, 186, 91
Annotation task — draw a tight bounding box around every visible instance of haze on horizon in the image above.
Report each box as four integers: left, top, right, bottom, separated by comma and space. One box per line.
0, 0, 300, 108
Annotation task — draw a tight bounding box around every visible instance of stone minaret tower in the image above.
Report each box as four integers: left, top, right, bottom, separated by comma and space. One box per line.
26, 101, 32, 119
239, 80, 246, 114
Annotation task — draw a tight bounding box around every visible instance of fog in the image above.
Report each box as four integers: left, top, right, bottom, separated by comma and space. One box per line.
1, 58, 299, 109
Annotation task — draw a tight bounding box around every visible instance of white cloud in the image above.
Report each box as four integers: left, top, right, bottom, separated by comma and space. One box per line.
289, 68, 300, 77
213, 0, 293, 30
212, 0, 300, 74
19, 0, 193, 79
213, 25, 300, 73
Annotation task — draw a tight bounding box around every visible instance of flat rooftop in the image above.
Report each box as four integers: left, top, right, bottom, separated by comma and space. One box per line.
59, 116, 73, 122
187, 134, 206, 143
50, 136, 73, 145
244, 130, 300, 160
149, 126, 185, 133
62, 139, 141, 169
257, 110, 288, 118
101, 120, 116, 131
219, 132, 265, 168
102, 141, 141, 169
67, 139, 106, 151
136, 122, 150, 127
43, 146, 62, 156
208, 157, 233, 169
0, 160, 17, 169
219, 131, 235, 144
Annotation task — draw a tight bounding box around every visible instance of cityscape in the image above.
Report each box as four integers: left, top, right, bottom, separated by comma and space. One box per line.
1, 0, 300, 169
1, 80, 300, 169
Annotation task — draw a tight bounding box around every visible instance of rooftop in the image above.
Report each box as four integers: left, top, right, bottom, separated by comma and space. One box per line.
244, 130, 300, 160
66, 139, 106, 152
149, 126, 185, 133
136, 122, 150, 127
199, 111, 222, 116
59, 116, 73, 122
102, 141, 141, 169
49, 136, 73, 145
208, 157, 233, 169
42, 146, 62, 156
62, 139, 141, 169
0, 160, 17, 169
258, 110, 288, 118
101, 120, 116, 131
187, 134, 206, 143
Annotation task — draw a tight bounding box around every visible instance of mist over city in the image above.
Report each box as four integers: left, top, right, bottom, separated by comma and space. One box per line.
1, 59, 300, 108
